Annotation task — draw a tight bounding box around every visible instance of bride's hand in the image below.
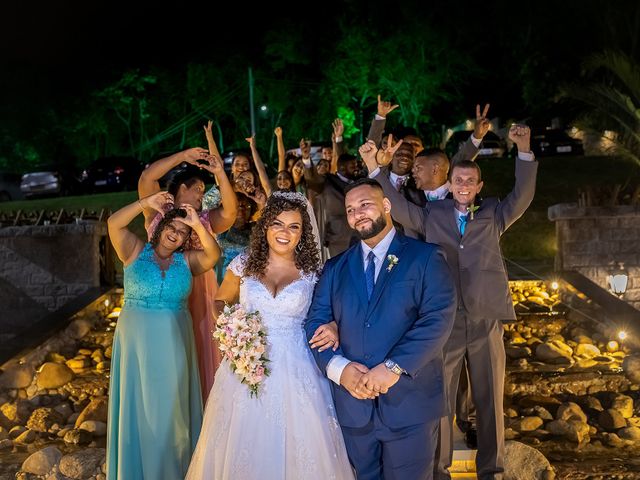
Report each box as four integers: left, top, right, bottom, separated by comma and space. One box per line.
309, 321, 339, 352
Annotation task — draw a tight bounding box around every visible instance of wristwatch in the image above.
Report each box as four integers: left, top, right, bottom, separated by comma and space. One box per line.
384, 359, 406, 376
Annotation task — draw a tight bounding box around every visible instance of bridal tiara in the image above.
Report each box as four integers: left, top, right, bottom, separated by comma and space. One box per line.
272, 191, 308, 204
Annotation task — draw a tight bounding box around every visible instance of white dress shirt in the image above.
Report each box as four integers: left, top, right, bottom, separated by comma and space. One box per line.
325, 228, 397, 385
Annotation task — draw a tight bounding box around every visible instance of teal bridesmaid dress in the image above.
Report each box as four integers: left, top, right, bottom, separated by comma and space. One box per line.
106, 243, 203, 480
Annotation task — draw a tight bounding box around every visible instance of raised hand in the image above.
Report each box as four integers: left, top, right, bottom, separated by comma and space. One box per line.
181, 147, 209, 165
140, 190, 174, 213
377, 94, 399, 118
332, 119, 344, 138
474, 104, 491, 140
175, 204, 200, 228
358, 140, 379, 173
198, 154, 225, 175
376, 134, 404, 167
247, 189, 267, 209
357, 363, 400, 395
509, 124, 532, 153
299, 138, 311, 159
274, 126, 283, 137
340, 362, 378, 400
203, 120, 214, 138
245, 135, 256, 149
309, 321, 340, 352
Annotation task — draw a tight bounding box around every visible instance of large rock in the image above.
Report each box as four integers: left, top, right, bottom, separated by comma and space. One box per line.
579, 395, 604, 413
618, 426, 640, 441
623, 355, 640, 384
53, 403, 74, 422
514, 416, 544, 432
546, 419, 590, 443
79, 420, 107, 436
36, 363, 74, 390
22, 446, 63, 475
574, 343, 601, 358
503, 441, 555, 480
14, 429, 37, 444
535, 341, 573, 364
63, 429, 92, 445
599, 409, 627, 431
66, 319, 92, 340
556, 402, 587, 423
27, 408, 64, 433
0, 400, 33, 428
611, 394, 634, 419
506, 346, 532, 359
0, 365, 33, 389
74, 397, 108, 428
59, 448, 105, 479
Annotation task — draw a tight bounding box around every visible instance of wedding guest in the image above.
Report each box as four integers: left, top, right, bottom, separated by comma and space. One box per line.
106, 192, 219, 480
139, 147, 236, 403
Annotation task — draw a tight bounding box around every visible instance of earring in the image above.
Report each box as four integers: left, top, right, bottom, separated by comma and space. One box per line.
296, 243, 303, 253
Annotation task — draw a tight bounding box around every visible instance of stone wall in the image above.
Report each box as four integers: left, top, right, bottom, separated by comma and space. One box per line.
549, 203, 640, 310
0, 222, 108, 337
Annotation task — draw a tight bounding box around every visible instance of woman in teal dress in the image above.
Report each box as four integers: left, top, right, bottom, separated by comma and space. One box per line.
106, 190, 220, 480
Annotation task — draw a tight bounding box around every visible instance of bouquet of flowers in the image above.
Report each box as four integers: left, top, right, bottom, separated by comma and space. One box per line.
213, 303, 270, 397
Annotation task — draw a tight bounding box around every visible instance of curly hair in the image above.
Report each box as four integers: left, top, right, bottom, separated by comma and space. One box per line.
243, 195, 320, 277
149, 209, 191, 252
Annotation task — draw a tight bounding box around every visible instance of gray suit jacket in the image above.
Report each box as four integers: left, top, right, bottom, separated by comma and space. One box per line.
375, 158, 538, 320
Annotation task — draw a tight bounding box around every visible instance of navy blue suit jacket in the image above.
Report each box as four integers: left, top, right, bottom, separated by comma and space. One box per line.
304, 231, 457, 428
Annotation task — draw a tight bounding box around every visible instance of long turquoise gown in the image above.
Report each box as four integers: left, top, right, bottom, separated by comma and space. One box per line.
106, 243, 203, 480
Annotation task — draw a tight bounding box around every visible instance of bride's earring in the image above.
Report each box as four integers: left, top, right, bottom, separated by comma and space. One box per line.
296, 242, 303, 253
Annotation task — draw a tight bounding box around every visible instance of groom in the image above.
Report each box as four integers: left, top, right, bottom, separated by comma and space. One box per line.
305, 178, 457, 479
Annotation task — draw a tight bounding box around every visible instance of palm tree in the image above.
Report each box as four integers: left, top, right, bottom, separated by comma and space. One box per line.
562, 50, 640, 167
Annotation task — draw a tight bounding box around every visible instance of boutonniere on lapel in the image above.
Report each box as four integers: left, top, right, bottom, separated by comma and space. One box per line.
386, 255, 399, 272
466, 203, 480, 220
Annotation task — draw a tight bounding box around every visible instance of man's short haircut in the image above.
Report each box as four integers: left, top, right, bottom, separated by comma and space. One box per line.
451, 160, 482, 181
344, 178, 384, 196
338, 153, 357, 165
416, 148, 450, 168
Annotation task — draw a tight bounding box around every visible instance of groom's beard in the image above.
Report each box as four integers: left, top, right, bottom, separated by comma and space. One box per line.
354, 215, 387, 240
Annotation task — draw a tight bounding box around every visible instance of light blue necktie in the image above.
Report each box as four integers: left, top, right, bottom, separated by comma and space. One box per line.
458, 214, 468, 235
426, 193, 436, 202
365, 251, 376, 300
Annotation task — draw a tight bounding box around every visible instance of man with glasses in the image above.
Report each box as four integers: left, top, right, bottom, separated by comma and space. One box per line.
359, 124, 537, 480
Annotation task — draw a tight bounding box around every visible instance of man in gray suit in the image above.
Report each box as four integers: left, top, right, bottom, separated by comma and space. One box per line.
359, 124, 537, 480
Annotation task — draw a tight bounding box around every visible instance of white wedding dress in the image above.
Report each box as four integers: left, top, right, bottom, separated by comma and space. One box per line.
186, 254, 354, 480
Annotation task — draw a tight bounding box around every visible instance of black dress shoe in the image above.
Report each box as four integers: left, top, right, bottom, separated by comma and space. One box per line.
464, 428, 478, 449
456, 419, 473, 434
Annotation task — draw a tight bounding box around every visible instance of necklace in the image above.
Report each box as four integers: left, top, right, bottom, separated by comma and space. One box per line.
153, 250, 174, 279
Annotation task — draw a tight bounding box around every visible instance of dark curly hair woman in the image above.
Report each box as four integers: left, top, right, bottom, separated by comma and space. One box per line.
186, 196, 353, 479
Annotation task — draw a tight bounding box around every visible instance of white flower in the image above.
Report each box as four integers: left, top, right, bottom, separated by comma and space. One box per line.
386, 254, 399, 272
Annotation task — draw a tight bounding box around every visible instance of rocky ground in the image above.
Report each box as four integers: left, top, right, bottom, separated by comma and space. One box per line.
0, 295, 118, 480
1, 281, 640, 479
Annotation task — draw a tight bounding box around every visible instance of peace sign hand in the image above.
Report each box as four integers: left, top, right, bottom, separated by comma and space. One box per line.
473, 104, 491, 140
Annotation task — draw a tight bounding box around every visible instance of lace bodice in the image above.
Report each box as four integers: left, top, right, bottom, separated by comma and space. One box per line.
123, 243, 192, 310
228, 254, 317, 332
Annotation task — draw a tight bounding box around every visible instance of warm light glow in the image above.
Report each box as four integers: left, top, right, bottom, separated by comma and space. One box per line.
551, 281, 559, 290
607, 341, 619, 352
104, 299, 110, 307
618, 331, 628, 341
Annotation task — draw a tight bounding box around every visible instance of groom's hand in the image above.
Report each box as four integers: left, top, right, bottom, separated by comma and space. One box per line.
340, 362, 378, 400
358, 363, 400, 395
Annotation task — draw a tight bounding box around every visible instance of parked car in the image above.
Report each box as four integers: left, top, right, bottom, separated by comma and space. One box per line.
80, 157, 144, 193
445, 130, 507, 159
20, 168, 79, 198
530, 129, 584, 156
0, 173, 23, 202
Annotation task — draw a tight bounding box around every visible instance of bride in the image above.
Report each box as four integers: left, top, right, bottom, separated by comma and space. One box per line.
186, 191, 354, 479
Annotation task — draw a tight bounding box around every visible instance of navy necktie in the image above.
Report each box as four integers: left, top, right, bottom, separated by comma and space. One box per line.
365, 251, 376, 300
